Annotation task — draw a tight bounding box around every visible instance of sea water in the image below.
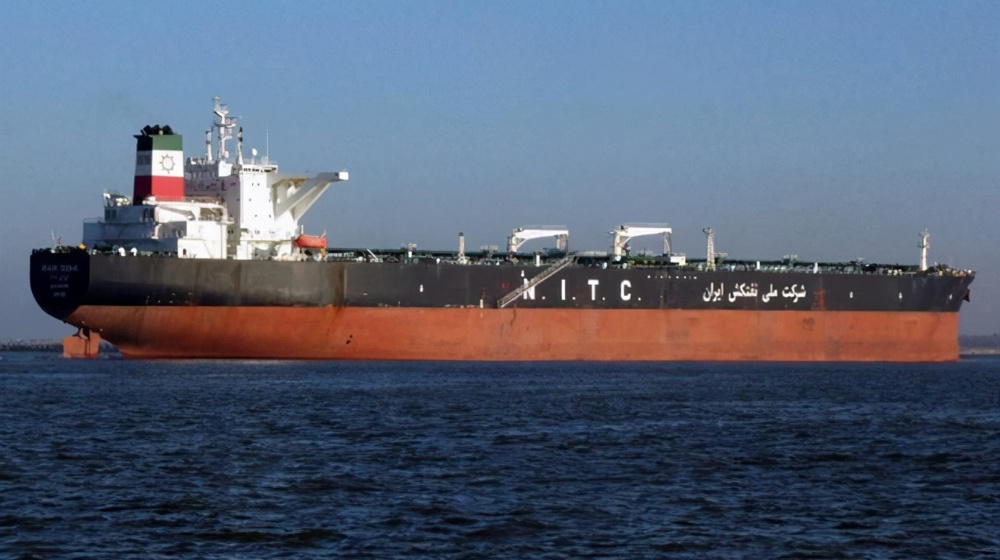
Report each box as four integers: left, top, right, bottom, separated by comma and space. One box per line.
1, 353, 997, 559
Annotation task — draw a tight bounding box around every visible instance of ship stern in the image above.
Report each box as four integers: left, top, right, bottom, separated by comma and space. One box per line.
30, 248, 91, 321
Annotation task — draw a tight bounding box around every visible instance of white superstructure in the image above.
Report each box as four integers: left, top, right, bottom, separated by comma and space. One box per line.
83, 97, 348, 260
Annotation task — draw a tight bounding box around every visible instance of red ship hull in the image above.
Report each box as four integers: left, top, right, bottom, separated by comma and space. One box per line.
65, 306, 961, 362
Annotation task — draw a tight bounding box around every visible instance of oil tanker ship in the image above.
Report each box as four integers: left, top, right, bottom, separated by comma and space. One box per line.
30, 98, 975, 361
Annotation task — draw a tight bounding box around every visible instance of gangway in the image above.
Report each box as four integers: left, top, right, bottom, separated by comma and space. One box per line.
497, 254, 576, 308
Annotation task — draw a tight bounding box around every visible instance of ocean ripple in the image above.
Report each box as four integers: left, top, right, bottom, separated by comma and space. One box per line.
1, 354, 997, 559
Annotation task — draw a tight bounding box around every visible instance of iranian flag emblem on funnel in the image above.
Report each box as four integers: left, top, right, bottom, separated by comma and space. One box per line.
133, 125, 184, 204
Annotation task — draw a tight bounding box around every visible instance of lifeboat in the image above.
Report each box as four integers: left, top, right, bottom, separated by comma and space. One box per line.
294, 231, 327, 249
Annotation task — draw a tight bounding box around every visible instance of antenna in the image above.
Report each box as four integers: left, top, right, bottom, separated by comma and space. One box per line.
212, 96, 237, 161
237, 126, 244, 166
213, 95, 226, 119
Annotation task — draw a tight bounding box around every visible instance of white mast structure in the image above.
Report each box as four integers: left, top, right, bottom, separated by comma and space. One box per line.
214, 96, 237, 163
702, 227, 726, 270
919, 229, 930, 271
703, 227, 716, 270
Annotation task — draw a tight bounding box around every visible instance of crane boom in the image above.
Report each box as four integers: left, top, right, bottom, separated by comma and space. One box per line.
507, 226, 569, 253
611, 224, 672, 259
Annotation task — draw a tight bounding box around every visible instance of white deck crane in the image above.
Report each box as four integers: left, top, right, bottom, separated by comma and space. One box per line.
507, 226, 569, 253
611, 224, 674, 260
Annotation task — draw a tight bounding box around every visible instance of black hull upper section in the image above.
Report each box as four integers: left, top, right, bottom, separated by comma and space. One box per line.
31, 250, 91, 321
31, 249, 974, 321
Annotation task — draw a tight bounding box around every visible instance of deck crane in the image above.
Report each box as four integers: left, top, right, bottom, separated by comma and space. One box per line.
611, 224, 675, 260
507, 226, 569, 254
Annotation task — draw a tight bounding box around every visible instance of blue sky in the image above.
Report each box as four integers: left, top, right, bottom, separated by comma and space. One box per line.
1, 0, 997, 338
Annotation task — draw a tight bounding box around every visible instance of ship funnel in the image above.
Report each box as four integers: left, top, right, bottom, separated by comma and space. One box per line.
133, 126, 184, 204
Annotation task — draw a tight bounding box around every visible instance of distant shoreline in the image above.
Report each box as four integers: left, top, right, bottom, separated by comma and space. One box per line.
1, 340, 63, 352
960, 348, 1000, 356
0, 340, 117, 353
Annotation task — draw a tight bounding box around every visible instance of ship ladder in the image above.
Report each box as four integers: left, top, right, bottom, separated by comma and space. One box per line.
498, 254, 577, 308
